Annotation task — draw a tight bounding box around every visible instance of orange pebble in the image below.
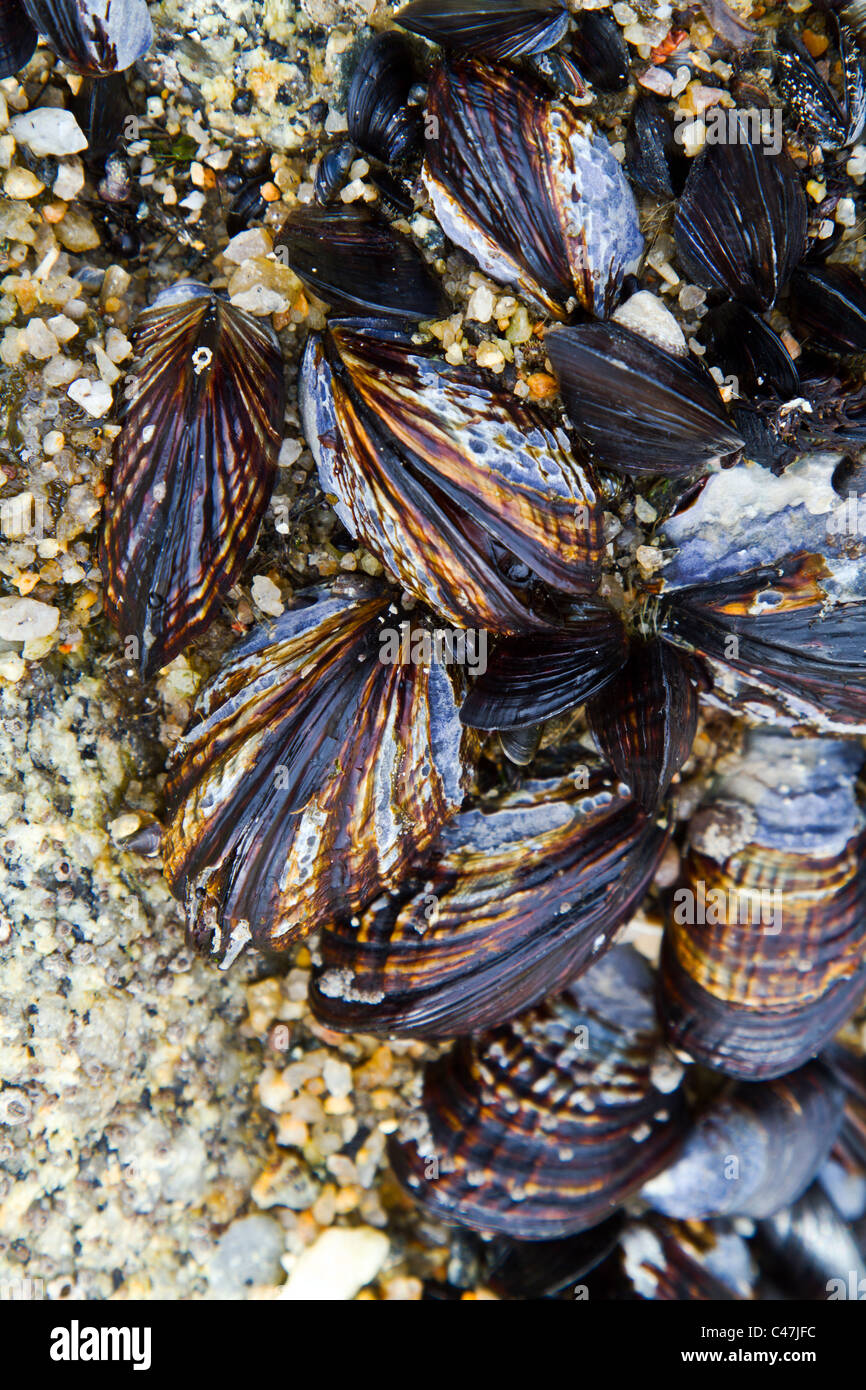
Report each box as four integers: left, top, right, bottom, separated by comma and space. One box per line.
526, 371, 558, 400
802, 29, 830, 58
42, 201, 67, 223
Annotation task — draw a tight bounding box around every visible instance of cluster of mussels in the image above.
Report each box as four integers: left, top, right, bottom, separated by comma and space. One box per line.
10, 0, 866, 1297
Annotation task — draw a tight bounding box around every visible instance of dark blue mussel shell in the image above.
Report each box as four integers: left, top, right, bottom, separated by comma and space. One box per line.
277, 206, 446, 320
395, 0, 569, 61
347, 31, 421, 164
674, 132, 808, 309
0, 0, 37, 78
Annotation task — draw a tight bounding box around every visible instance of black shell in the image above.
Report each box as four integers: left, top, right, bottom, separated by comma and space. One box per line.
626, 94, 683, 200
388, 946, 688, 1239
346, 32, 421, 164
459, 605, 628, 730
100, 283, 286, 679
545, 321, 744, 478
277, 207, 445, 320
20, 0, 152, 76
643, 1063, 845, 1219
69, 71, 133, 162
777, 17, 866, 150
0, 0, 37, 79
569, 9, 629, 92
310, 765, 670, 1038
394, 0, 569, 61
700, 301, 801, 400
586, 636, 702, 813
674, 135, 808, 310
788, 263, 866, 356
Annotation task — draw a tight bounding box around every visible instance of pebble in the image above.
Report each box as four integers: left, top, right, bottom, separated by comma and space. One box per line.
67, 377, 113, 417
281, 1227, 389, 1300
10, 109, 87, 157
0, 596, 60, 642
223, 228, 273, 263
251, 574, 284, 617
466, 285, 495, 323
54, 156, 85, 201
476, 340, 505, 371
207, 1215, 286, 1295
612, 290, 686, 356
4, 166, 44, 199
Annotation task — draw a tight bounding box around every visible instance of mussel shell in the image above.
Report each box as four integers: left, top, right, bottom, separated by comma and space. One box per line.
674, 135, 807, 310
586, 636, 701, 813
660, 553, 866, 732
310, 766, 671, 1038
162, 579, 476, 958
300, 318, 603, 632
277, 207, 445, 321
394, 0, 569, 61
100, 283, 286, 679
621, 1217, 755, 1300
69, 71, 133, 162
21, 0, 153, 76
487, 1215, 624, 1299
788, 263, 866, 356
423, 57, 642, 316
643, 1063, 845, 1219
388, 945, 688, 1239
545, 321, 744, 477
346, 32, 421, 164
700, 301, 801, 400
626, 94, 684, 201
755, 1185, 866, 1300
569, 9, 629, 92
777, 18, 866, 150
0, 0, 37, 79
313, 142, 357, 205
658, 731, 866, 1079
459, 605, 628, 730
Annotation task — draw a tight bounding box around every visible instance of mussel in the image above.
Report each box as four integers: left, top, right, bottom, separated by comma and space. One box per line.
310, 762, 670, 1037
423, 57, 642, 316
545, 320, 744, 477
674, 133, 807, 310
161, 580, 476, 961
0, 0, 37, 78
643, 1062, 845, 1218
101, 282, 286, 679
18, 0, 153, 77
277, 207, 446, 320
346, 32, 421, 166
388, 945, 688, 1239
777, 16, 866, 150
658, 731, 866, 1079
299, 317, 603, 630
394, 0, 570, 62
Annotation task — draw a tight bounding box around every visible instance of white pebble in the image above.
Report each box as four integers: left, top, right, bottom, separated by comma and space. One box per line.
53, 156, 85, 201
251, 574, 284, 617
281, 1228, 389, 1301
0, 596, 59, 643
67, 377, 113, 417
10, 109, 87, 158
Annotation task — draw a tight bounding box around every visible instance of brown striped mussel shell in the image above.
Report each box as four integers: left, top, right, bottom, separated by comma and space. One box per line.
388, 945, 688, 1239
300, 317, 603, 631
659, 730, 866, 1080
310, 762, 670, 1038
162, 579, 476, 962
422, 57, 643, 317
101, 282, 286, 679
